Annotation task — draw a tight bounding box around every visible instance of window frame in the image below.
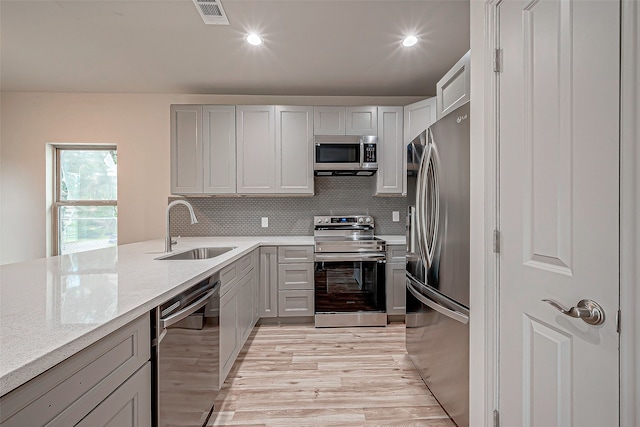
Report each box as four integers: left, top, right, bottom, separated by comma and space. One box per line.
53, 145, 118, 256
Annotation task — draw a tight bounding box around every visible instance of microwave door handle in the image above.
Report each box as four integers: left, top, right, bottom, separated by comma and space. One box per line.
359, 141, 365, 167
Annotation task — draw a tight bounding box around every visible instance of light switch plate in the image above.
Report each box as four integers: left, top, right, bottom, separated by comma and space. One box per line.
392, 211, 400, 222
261, 217, 268, 228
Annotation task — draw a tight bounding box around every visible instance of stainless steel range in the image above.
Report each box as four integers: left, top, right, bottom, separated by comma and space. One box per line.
313, 215, 387, 327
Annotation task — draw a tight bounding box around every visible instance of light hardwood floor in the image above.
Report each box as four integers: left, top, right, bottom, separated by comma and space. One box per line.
212, 322, 455, 427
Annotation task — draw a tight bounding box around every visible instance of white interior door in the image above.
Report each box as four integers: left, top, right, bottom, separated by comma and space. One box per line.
497, 1, 620, 426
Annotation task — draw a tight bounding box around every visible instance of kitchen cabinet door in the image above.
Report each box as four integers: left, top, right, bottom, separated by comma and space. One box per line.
314, 106, 345, 135
259, 247, 278, 318
203, 105, 236, 194
386, 245, 406, 316
346, 106, 378, 136
436, 50, 470, 119
219, 284, 239, 383
403, 98, 437, 145
403, 97, 437, 194
170, 105, 203, 194
237, 270, 255, 344
375, 106, 404, 195
386, 263, 406, 315
275, 106, 314, 194
236, 106, 276, 193
76, 363, 151, 427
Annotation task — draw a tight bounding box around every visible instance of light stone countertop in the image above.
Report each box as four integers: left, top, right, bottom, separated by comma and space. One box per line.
0, 234, 403, 397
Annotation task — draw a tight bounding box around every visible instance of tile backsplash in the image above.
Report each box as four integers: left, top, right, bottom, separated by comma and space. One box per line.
169, 176, 406, 237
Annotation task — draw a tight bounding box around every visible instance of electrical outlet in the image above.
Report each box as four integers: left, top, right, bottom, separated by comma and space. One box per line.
261, 217, 268, 228
392, 211, 400, 222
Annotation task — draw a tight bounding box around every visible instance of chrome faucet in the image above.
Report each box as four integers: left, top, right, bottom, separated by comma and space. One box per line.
165, 200, 198, 252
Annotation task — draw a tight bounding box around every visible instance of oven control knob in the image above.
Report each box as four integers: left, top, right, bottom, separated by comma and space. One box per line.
325, 219, 329, 223
365, 217, 371, 223
358, 218, 364, 223
317, 218, 322, 223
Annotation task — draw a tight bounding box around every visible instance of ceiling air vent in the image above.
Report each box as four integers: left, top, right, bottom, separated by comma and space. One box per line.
192, 0, 229, 25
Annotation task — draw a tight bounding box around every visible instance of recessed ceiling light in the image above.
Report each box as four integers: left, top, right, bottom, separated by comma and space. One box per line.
246, 34, 263, 46
403, 36, 418, 47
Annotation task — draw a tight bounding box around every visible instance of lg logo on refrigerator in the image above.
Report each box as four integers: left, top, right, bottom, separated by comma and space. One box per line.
456, 114, 468, 124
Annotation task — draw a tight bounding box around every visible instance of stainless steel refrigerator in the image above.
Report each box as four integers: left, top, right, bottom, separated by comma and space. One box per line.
406, 102, 470, 427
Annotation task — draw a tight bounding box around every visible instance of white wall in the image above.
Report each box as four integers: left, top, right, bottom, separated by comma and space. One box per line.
0, 93, 422, 265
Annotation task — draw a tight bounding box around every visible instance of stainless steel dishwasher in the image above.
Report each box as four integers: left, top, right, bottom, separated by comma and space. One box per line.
152, 272, 220, 427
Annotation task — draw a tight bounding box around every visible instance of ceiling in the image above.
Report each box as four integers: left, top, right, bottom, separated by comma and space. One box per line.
0, 0, 470, 97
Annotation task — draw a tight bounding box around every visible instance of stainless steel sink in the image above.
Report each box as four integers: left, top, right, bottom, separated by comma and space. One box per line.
157, 247, 236, 260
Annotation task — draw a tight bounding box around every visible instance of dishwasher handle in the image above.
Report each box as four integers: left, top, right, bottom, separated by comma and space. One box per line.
160, 282, 220, 329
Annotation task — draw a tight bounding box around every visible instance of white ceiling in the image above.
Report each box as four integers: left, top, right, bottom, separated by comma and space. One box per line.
0, 0, 470, 96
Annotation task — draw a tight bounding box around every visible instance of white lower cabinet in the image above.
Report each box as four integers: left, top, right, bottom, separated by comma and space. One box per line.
386, 245, 407, 315
77, 362, 152, 427
237, 271, 256, 344
0, 314, 151, 427
277, 246, 315, 317
258, 246, 278, 318
219, 249, 258, 383
220, 283, 240, 382
278, 289, 315, 317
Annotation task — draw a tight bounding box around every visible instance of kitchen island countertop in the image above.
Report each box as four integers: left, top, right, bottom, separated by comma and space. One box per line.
0, 235, 404, 396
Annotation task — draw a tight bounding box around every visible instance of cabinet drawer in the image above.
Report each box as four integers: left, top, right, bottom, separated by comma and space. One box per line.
278, 263, 314, 290
278, 290, 314, 317
387, 245, 407, 263
0, 314, 150, 427
76, 362, 152, 427
220, 252, 255, 295
277, 246, 314, 263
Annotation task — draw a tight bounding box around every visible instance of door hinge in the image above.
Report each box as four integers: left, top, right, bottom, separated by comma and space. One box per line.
617, 309, 621, 333
494, 49, 501, 72
493, 230, 501, 254
493, 409, 500, 427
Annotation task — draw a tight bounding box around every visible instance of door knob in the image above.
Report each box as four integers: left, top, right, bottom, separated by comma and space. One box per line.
542, 299, 606, 326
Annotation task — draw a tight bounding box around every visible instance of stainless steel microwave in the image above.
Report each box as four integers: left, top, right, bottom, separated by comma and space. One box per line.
313, 135, 378, 176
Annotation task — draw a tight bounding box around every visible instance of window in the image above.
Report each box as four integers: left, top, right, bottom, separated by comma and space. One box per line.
54, 147, 118, 255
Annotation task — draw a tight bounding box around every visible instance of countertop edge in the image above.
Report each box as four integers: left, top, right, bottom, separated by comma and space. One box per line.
0, 235, 404, 396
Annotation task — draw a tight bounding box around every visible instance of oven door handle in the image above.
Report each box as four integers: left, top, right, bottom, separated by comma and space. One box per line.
314, 253, 387, 263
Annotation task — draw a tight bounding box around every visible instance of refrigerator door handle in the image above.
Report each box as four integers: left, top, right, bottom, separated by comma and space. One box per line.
407, 205, 415, 255
406, 275, 469, 325
423, 130, 440, 268
415, 143, 429, 265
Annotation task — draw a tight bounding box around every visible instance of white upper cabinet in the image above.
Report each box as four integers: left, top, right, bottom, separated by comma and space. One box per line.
345, 106, 377, 135
275, 106, 314, 194
313, 106, 377, 135
236, 106, 276, 194
170, 105, 203, 194
170, 104, 236, 195
403, 97, 437, 145
436, 50, 470, 119
403, 98, 437, 194
314, 106, 345, 135
203, 105, 236, 194
236, 105, 314, 195
375, 106, 404, 195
